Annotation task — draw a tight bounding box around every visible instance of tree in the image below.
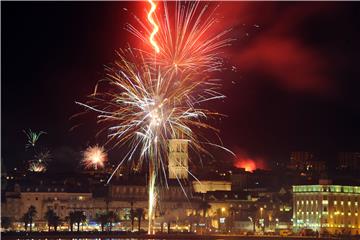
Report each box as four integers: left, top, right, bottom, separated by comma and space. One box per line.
107, 211, 119, 231
51, 215, 61, 231
44, 209, 61, 232
135, 208, 144, 232
198, 201, 211, 218
95, 213, 108, 231
45, 209, 56, 231
228, 206, 237, 232
247, 205, 258, 233
24, 205, 37, 232
45, 208, 56, 232
128, 199, 136, 231
73, 211, 86, 231
1, 216, 12, 230
65, 212, 76, 232
21, 213, 30, 231
186, 214, 199, 233
163, 212, 176, 234
129, 208, 136, 231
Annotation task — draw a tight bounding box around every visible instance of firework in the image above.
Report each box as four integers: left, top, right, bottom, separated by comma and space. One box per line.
147, 0, 160, 53
82, 145, 108, 170
27, 150, 52, 173
34, 150, 52, 164
77, 0, 232, 234
23, 129, 46, 149
29, 162, 46, 172
127, 1, 233, 76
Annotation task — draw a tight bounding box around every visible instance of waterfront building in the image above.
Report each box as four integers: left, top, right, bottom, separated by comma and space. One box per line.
192, 180, 231, 193
293, 181, 360, 235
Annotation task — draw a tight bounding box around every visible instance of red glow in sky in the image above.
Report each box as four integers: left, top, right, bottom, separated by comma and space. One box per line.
234, 158, 257, 172
233, 149, 266, 172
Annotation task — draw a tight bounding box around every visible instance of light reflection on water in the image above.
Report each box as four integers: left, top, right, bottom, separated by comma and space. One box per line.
13, 239, 230, 240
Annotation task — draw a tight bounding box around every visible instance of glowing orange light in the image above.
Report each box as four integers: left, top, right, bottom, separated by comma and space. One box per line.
235, 159, 257, 172
147, 0, 160, 53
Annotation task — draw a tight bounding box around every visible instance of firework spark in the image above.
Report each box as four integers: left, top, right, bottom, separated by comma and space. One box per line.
34, 150, 52, 164
29, 162, 46, 172
77, 1, 232, 234
82, 145, 108, 170
23, 129, 46, 149
127, 1, 233, 75
147, 0, 160, 53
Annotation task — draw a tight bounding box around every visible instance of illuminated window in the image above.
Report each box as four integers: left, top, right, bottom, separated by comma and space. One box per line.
341, 201, 344, 205
334, 201, 337, 205
348, 201, 351, 206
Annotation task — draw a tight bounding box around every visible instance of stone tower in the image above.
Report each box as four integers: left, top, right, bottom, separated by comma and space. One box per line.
168, 138, 189, 179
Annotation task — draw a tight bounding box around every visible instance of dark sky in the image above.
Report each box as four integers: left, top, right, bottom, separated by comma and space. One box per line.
2, 2, 360, 169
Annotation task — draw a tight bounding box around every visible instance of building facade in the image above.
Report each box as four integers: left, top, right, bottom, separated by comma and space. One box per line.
293, 183, 360, 235
168, 139, 189, 179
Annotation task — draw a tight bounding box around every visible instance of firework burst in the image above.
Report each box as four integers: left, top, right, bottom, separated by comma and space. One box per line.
82, 145, 108, 170
29, 162, 46, 172
34, 150, 52, 165
23, 129, 46, 149
77, 0, 232, 234
127, 1, 233, 76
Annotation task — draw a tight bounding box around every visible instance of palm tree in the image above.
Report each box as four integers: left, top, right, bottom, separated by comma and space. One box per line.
65, 212, 75, 232
45, 209, 61, 232
21, 213, 30, 231
51, 215, 61, 232
158, 211, 166, 233
26, 205, 37, 232
198, 201, 211, 218
228, 206, 237, 232
186, 214, 199, 233
247, 205, 258, 233
72, 211, 86, 231
129, 208, 136, 231
44, 209, 56, 231
135, 208, 144, 232
1, 216, 12, 230
95, 213, 108, 231
129, 200, 135, 231
107, 211, 119, 231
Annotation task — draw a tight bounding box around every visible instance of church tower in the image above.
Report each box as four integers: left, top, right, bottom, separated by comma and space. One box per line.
168, 138, 189, 179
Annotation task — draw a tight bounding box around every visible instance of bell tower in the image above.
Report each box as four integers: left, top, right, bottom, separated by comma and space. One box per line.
168, 138, 189, 179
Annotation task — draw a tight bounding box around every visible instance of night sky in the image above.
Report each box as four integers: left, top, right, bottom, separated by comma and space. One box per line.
2, 2, 360, 170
